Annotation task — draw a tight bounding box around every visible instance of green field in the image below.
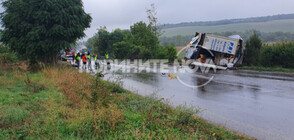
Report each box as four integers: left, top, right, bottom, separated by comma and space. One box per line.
162, 19, 294, 37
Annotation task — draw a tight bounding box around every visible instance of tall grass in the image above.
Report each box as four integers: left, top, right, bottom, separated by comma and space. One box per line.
1, 107, 30, 125
0, 63, 252, 139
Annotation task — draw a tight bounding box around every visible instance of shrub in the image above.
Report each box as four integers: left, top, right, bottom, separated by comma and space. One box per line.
165, 45, 178, 63
0, 53, 18, 64
0, 45, 10, 53
175, 104, 201, 125
156, 45, 177, 63
260, 43, 294, 68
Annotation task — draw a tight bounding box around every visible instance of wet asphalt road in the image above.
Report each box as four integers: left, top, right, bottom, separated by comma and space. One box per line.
82, 62, 294, 140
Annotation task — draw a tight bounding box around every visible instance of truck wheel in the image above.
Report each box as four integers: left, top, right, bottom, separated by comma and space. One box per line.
188, 63, 196, 69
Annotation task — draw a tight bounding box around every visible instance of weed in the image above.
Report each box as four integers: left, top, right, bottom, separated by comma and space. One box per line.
175, 103, 201, 125
0, 107, 30, 126
24, 75, 45, 93
0, 129, 10, 140
107, 73, 125, 94
105, 104, 124, 131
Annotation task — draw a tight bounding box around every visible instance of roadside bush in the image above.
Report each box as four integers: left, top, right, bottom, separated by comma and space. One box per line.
0, 53, 18, 64
0, 45, 10, 53
260, 43, 294, 68
110, 78, 125, 94
156, 45, 177, 63
175, 104, 201, 125
0, 43, 18, 64
165, 45, 178, 63
156, 46, 168, 59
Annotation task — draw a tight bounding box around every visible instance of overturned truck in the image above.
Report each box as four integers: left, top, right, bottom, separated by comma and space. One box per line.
185, 32, 244, 69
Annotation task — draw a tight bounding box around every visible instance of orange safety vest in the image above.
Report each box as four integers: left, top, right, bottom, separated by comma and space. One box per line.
82, 55, 87, 63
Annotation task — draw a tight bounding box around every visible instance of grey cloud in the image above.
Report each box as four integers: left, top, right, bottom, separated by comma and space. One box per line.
1, 0, 294, 39
83, 0, 294, 39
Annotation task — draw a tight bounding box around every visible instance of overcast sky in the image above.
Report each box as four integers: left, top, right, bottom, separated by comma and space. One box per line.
82, 0, 294, 39
1, 0, 294, 40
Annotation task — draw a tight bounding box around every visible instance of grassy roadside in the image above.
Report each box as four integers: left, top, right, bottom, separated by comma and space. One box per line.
0, 63, 253, 139
239, 66, 294, 73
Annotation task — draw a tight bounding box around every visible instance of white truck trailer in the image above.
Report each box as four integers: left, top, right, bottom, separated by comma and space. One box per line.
185, 32, 244, 69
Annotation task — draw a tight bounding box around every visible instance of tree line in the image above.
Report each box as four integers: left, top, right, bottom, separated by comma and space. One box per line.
86, 4, 177, 63
86, 22, 177, 63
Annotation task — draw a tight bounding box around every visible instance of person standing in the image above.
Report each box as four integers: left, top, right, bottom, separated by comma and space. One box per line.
105, 52, 109, 59
82, 54, 87, 70
105, 52, 110, 65
76, 53, 81, 69
94, 54, 100, 70
74, 52, 78, 65
87, 52, 92, 70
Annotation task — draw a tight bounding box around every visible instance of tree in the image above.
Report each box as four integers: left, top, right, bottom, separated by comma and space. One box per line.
156, 45, 177, 63
112, 41, 134, 59
87, 21, 162, 60
92, 29, 126, 57
146, 4, 163, 37
243, 31, 262, 66
96, 29, 111, 55
165, 45, 177, 63
130, 21, 159, 58
86, 33, 99, 54
156, 45, 168, 59
1, 0, 92, 65
108, 29, 125, 55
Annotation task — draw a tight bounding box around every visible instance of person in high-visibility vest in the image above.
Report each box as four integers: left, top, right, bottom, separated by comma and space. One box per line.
105, 52, 109, 59
76, 53, 81, 69
87, 52, 92, 70
74, 53, 77, 59
94, 54, 99, 70
94, 54, 97, 61
74, 53, 78, 65
105, 52, 110, 65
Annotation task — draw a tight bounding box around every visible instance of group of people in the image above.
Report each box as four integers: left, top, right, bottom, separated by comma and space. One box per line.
72, 51, 109, 70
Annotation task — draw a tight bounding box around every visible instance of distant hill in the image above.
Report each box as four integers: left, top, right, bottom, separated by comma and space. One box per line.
162, 14, 294, 37
163, 13, 294, 29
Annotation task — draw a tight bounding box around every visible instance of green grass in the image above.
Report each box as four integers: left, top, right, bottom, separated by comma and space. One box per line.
239, 66, 294, 73
1, 107, 30, 125
0, 64, 252, 139
163, 19, 294, 37
0, 71, 60, 139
